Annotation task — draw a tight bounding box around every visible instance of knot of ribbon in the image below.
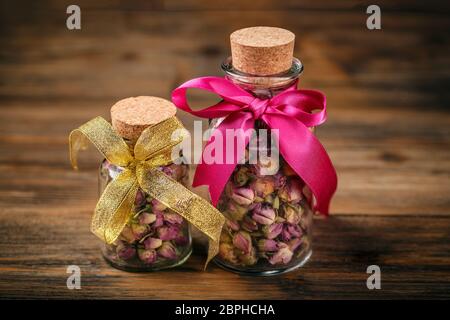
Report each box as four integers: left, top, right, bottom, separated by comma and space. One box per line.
172, 76, 337, 215
69, 116, 225, 266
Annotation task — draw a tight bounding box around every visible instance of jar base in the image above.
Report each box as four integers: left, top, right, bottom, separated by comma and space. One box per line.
213, 249, 312, 276
102, 247, 192, 272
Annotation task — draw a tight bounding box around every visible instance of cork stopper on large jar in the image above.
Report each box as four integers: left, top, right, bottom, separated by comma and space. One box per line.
230, 26, 295, 76
111, 96, 177, 141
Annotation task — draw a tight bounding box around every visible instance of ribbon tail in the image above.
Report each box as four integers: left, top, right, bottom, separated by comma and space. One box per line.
193, 111, 255, 206
92, 169, 139, 244
137, 165, 225, 268
263, 114, 337, 215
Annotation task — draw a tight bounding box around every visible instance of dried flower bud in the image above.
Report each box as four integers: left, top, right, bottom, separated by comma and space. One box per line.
252, 203, 275, 225
234, 166, 250, 187
269, 245, 294, 265
238, 247, 258, 266
138, 212, 157, 225
283, 205, 302, 225
251, 177, 275, 198
164, 212, 183, 225
220, 231, 233, 243
226, 219, 240, 231
233, 231, 252, 254
153, 211, 164, 228
143, 237, 162, 249
116, 242, 136, 260
138, 248, 157, 264
120, 225, 138, 243
134, 190, 147, 207
152, 199, 167, 211
131, 223, 149, 239
226, 201, 248, 221
158, 241, 177, 259
241, 216, 258, 232
219, 243, 239, 264
157, 225, 180, 241
288, 237, 303, 251
230, 187, 255, 206
262, 223, 283, 239
278, 178, 303, 203
257, 239, 278, 252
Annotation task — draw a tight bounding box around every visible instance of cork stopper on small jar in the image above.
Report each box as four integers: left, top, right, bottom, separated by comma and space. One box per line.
230, 26, 295, 76
111, 96, 177, 141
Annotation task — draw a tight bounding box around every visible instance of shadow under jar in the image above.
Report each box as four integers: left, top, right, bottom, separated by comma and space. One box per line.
213, 57, 314, 275
98, 96, 192, 272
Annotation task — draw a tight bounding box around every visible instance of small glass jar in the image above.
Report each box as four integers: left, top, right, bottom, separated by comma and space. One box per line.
99, 147, 192, 272
213, 57, 314, 275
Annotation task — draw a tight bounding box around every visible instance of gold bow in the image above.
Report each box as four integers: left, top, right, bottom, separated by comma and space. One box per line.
69, 116, 225, 267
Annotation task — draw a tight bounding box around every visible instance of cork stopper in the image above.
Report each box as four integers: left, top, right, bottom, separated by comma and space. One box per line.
230, 26, 295, 76
111, 96, 177, 141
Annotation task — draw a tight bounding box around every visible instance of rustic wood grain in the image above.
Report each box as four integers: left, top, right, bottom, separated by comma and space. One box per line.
0, 1, 449, 299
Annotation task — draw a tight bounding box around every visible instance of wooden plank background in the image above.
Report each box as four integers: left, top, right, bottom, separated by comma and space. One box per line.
0, 0, 449, 299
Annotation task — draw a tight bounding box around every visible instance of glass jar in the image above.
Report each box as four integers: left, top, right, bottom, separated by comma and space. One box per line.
99, 151, 192, 272
213, 57, 314, 275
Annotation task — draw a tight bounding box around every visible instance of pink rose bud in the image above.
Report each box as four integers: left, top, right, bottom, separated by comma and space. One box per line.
287, 224, 302, 238
158, 241, 177, 259
269, 245, 294, 265
274, 173, 287, 189
164, 212, 183, 225
283, 205, 302, 225
120, 225, 138, 243
152, 199, 167, 211
157, 225, 180, 241
251, 177, 275, 197
232, 231, 252, 254
278, 178, 303, 203
241, 216, 258, 232
252, 203, 276, 225
174, 233, 189, 246
231, 187, 255, 206
257, 239, 278, 252
134, 190, 147, 206
238, 247, 258, 266
226, 201, 248, 221
288, 238, 303, 251
116, 242, 136, 260
138, 248, 157, 264
234, 166, 250, 187
138, 212, 156, 225
162, 164, 184, 181
262, 223, 283, 239
143, 237, 162, 249
131, 223, 149, 239
153, 211, 164, 228
219, 243, 239, 264
226, 219, 240, 231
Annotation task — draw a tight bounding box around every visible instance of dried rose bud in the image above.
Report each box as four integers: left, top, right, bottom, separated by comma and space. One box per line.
232, 231, 252, 254
158, 241, 177, 259
219, 243, 239, 264
262, 223, 283, 239
269, 245, 294, 265
157, 225, 180, 241
143, 237, 162, 249
281, 224, 302, 241
257, 239, 278, 252
153, 211, 164, 228
138, 212, 156, 225
274, 173, 287, 189
174, 233, 189, 246
131, 223, 149, 239
234, 166, 250, 187
120, 225, 138, 243
288, 238, 303, 251
134, 190, 147, 206
230, 187, 255, 206
283, 205, 302, 225
241, 216, 258, 232
238, 247, 258, 266
278, 178, 303, 203
251, 177, 275, 198
220, 231, 232, 243
138, 248, 157, 264
164, 212, 183, 225
152, 199, 167, 211
226, 219, 240, 231
226, 201, 248, 221
252, 203, 275, 225
162, 164, 185, 181
116, 242, 136, 260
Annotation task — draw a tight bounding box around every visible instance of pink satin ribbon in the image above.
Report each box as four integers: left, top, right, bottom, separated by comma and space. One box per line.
172, 76, 337, 215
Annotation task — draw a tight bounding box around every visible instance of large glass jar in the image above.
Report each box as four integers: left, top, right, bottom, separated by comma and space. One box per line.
214, 57, 314, 275
99, 154, 192, 272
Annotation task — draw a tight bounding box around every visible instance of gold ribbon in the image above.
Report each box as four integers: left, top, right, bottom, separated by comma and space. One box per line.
69, 116, 225, 267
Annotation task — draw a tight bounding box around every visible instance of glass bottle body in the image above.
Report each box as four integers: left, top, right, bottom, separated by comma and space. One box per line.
98, 156, 192, 272
213, 57, 313, 275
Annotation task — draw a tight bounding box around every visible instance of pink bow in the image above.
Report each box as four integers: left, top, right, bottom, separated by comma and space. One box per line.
172, 76, 337, 215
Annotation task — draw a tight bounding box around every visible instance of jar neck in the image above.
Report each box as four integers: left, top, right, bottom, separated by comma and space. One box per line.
221, 56, 303, 99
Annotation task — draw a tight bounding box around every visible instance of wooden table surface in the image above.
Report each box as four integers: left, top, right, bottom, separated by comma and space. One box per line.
0, 1, 449, 299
